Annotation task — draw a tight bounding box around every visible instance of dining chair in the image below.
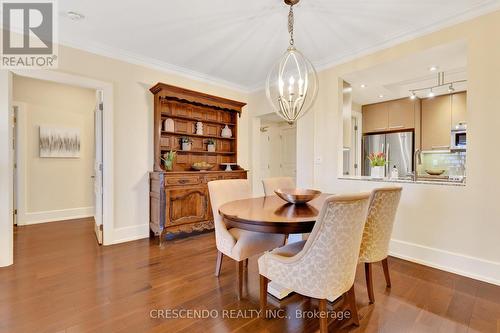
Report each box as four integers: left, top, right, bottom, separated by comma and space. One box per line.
359, 187, 402, 304
207, 179, 286, 299
262, 177, 295, 196
258, 193, 371, 331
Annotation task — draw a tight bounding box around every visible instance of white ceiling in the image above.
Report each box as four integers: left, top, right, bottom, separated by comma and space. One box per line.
57, 0, 500, 92
343, 40, 468, 105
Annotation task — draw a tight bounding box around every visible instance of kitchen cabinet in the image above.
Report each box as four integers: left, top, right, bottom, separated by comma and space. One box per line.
421, 94, 452, 150
388, 98, 416, 130
362, 102, 388, 133
452, 92, 467, 128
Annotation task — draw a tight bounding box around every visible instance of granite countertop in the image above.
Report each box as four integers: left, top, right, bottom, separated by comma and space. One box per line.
338, 175, 466, 187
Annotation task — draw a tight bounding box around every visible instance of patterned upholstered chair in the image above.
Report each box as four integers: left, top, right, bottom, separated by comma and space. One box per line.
359, 187, 402, 304
208, 179, 285, 299
258, 193, 371, 331
262, 177, 295, 196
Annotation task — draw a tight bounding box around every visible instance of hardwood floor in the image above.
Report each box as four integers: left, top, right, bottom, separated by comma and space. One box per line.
1, 218, 500, 333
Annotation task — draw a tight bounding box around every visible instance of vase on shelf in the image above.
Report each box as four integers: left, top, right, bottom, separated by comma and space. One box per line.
181, 142, 192, 151
195, 121, 203, 135
370, 166, 385, 178
207, 144, 216, 152
163, 118, 174, 132
221, 125, 232, 138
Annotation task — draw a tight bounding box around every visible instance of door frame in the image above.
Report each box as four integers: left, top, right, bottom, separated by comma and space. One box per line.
8, 70, 114, 246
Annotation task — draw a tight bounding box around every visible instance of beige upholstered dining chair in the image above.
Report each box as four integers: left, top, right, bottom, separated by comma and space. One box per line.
258, 193, 371, 331
359, 187, 402, 304
207, 179, 285, 299
262, 177, 295, 196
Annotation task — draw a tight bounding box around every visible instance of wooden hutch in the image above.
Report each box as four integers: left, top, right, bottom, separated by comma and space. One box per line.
149, 83, 247, 244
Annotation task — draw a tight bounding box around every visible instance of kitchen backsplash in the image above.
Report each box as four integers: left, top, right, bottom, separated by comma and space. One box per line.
418, 151, 466, 176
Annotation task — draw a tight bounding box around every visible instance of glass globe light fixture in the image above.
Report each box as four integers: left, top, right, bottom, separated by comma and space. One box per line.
265, 0, 318, 124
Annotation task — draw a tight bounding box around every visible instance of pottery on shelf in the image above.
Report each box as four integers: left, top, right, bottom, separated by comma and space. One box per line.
164, 118, 175, 132
221, 125, 232, 138
195, 121, 203, 135
221, 163, 237, 171
207, 144, 216, 152
181, 142, 192, 151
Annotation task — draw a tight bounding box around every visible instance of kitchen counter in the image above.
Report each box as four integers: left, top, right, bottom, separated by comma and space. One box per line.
339, 175, 466, 186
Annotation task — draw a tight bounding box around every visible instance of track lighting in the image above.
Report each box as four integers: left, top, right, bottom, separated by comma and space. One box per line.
409, 71, 465, 99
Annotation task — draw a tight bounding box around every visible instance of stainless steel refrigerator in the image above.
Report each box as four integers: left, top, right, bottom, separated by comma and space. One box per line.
362, 131, 414, 177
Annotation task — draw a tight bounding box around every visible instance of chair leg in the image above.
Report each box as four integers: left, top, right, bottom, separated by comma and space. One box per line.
237, 261, 244, 300
284, 234, 289, 245
215, 251, 223, 277
318, 298, 328, 333
345, 285, 360, 327
382, 258, 392, 288
260, 275, 269, 318
364, 262, 375, 304
244, 258, 249, 268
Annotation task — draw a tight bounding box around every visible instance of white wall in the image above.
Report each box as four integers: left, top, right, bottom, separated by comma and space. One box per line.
0, 32, 251, 264
0, 71, 13, 266
249, 11, 500, 285
13, 76, 96, 224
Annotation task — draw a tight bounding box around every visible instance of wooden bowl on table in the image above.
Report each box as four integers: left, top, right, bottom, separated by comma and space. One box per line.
274, 188, 322, 204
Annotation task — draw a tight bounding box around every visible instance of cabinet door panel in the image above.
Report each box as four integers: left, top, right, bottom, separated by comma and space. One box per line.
362, 103, 388, 133
452, 92, 467, 128
166, 187, 209, 226
388, 99, 415, 130
421, 95, 452, 150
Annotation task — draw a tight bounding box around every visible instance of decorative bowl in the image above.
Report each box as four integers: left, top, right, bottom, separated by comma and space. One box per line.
274, 188, 322, 204
425, 169, 445, 176
191, 163, 214, 171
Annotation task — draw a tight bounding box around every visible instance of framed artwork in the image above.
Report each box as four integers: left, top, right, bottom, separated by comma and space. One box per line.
39, 126, 81, 158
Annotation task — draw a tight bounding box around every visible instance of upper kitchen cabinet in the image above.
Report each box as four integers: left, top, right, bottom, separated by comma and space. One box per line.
421, 94, 452, 150
452, 92, 467, 128
388, 98, 416, 130
362, 102, 388, 133
362, 98, 417, 133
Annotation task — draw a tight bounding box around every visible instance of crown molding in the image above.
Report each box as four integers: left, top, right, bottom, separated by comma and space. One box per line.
57, 1, 500, 95
58, 38, 251, 94
248, 1, 500, 93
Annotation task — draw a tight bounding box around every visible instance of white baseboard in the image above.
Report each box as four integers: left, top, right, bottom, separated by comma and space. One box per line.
18, 206, 95, 225
390, 239, 500, 286
109, 224, 149, 245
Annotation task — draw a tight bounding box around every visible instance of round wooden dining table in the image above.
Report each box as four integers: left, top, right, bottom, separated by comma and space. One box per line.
219, 193, 333, 234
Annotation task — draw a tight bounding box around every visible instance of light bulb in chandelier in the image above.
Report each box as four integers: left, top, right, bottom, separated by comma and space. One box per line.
265, 0, 318, 124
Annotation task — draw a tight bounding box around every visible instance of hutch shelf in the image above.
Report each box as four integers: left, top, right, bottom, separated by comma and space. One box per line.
149, 83, 247, 244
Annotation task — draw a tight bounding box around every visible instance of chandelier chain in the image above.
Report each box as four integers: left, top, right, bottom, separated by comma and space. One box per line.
288, 5, 294, 46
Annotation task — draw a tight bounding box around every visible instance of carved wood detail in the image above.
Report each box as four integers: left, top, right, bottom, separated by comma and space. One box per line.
149, 83, 247, 244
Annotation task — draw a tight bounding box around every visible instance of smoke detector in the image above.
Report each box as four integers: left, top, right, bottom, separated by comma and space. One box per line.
66, 11, 85, 21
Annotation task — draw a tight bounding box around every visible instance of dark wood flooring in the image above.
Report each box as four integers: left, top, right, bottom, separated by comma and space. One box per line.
1, 218, 499, 332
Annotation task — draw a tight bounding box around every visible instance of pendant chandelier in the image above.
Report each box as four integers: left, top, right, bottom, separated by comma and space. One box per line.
265, 0, 318, 124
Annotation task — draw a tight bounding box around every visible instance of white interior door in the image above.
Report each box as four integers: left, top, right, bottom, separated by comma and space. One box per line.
260, 128, 271, 179
12, 106, 17, 226
280, 126, 297, 180
93, 91, 103, 244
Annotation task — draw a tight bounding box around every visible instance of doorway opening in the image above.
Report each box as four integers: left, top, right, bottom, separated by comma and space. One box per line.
11, 74, 107, 245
